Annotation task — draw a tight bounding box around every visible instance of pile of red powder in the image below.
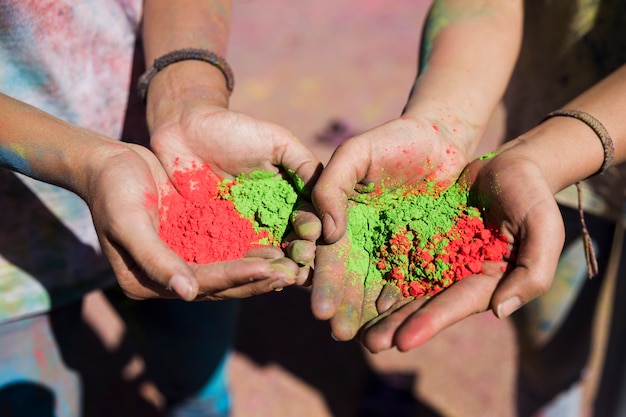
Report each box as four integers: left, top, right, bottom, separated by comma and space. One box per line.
158, 164, 298, 264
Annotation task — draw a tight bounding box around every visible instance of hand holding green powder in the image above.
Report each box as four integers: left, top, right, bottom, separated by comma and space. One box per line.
312, 177, 510, 341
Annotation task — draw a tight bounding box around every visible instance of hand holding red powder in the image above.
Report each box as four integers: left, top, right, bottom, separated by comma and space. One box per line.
84, 143, 303, 302
358, 148, 565, 353
146, 102, 323, 283
311, 115, 477, 339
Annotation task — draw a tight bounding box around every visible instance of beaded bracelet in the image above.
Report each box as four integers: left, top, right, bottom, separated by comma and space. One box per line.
542, 109, 616, 278
137, 48, 235, 101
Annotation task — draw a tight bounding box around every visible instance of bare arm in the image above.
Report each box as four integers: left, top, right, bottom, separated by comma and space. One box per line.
310, 0, 524, 340
0, 92, 300, 301
405, 0, 523, 158
360, 63, 626, 353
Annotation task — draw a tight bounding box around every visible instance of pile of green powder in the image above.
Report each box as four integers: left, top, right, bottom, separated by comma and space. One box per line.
221, 170, 300, 246
343, 181, 509, 298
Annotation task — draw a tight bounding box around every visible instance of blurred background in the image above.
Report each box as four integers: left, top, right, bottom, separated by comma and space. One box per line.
226, 1, 516, 416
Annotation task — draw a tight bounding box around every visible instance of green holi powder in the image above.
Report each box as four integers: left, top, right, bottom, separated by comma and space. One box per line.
215, 169, 508, 299
478, 150, 498, 160
344, 180, 508, 298
420, 2, 451, 72
222, 170, 299, 245
287, 168, 309, 195
345, 182, 463, 280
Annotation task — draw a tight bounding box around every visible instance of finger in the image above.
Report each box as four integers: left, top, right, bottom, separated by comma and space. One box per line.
376, 283, 405, 313
244, 245, 286, 259
311, 240, 348, 320
295, 264, 313, 287
103, 214, 200, 301
328, 270, 364, 341
193, 257, 299, 300
278, 136, 323, 192
290, 203, 322, 241
360, 277, 385, 328
359, 297, 425, 353
327, 242, 373, 341
312, 144, 367, 243
393, 268, 503, 352
491, 204, 564, 318
284, 239, 316, 267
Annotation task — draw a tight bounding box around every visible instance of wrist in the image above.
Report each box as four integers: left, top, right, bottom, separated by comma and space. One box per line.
402, 104, 486, 161
145, 60, 231, 133
507, 116, 606, 194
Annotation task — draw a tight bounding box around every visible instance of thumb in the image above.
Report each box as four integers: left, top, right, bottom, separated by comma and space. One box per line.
311, 158, 358, 244
102, 219, 199, 301
279, 136, 323, 196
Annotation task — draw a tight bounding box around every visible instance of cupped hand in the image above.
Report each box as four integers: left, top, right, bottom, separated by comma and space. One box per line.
83, 141, 301, 301
358, 143, 566, 353
149, 104, 323, 280
312, 115, 471, 244
310, 115, 474, 339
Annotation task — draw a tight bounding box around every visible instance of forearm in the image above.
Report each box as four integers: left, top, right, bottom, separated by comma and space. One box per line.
404, 0, 523, 158
142, 0, 233, 130
508, 64, 626, 194
0, 93, 125, 197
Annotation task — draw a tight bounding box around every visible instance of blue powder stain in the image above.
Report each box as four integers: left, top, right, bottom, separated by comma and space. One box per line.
0, 148, 33, 176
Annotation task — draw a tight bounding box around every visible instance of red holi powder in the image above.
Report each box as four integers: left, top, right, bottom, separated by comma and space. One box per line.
158, 165, 268, 264
377, 213, 509, 298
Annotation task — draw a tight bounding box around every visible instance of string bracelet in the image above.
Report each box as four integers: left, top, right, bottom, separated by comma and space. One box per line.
542, 109, 615, 278
543, 109, 614, 175
137, 48, 235, 101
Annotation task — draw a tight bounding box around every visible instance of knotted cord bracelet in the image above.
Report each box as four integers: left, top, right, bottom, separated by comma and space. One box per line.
543, 109, 614, 175
542, 109, 616, 278
137, 48, 235, 101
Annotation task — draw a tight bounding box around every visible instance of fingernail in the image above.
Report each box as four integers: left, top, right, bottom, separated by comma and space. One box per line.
322, 213, 336, 241
497, 296, 522, 319
169, 274, 194, 301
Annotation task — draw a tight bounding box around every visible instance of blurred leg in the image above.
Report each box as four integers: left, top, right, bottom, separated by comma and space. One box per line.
107, 288, 238, 417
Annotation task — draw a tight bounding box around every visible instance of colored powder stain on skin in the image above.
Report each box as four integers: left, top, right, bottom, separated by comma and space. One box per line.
478, 150, 498, 160
345, 180, 509, 299
0, 146, 34, 176
158, 165, 298, 263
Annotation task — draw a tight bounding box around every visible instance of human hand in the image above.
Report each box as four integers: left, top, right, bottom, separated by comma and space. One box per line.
83, 141, 301, 301
358, 142, 565, 352
311, 115, 474, 339
148, 104, 323, 283
312, 115, 472, 244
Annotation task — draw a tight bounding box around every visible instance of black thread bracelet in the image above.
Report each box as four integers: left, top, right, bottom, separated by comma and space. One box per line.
137, 48, 235, 101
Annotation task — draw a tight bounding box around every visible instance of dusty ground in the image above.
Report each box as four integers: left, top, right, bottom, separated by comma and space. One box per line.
226, 1, 518, 416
